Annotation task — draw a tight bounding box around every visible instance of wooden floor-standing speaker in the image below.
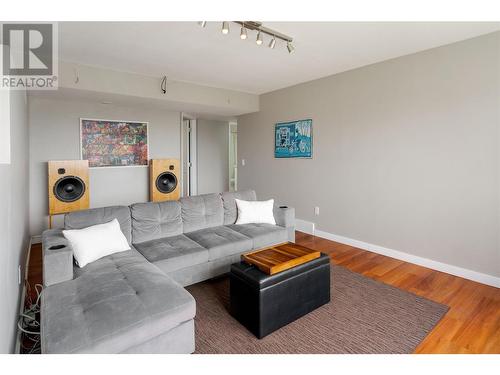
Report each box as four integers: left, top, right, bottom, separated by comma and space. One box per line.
48, 160, 90, 221
150, 159, 180, 202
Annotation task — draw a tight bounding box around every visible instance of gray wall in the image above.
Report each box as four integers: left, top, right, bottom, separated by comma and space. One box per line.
197, 119, 229, 194
0, 89, 30, 353
29, 97, 181, 235
238, 32, 500, 277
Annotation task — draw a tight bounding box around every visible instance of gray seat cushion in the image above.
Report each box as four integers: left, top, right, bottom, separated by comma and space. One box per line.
184, 226, 252, 260
134, 234, 209, 274
42, 248, 195, 354
228, 223, 288, 249
221, 190, 257, 225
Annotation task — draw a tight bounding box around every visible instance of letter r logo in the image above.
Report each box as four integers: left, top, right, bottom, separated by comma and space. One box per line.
2, 23, 53, 76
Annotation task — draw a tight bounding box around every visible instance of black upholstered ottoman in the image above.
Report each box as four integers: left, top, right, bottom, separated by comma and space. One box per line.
229, 253, 331, 338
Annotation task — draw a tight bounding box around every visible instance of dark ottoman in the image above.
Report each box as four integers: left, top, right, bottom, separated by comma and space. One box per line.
229, 253, 331, 339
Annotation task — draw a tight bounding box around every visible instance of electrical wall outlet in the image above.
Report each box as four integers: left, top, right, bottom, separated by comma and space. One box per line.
241, 159, 246, 166
314, 206, 320, 216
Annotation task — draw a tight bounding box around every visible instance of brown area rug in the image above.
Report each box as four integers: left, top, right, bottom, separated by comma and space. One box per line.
187, 265, 449, 354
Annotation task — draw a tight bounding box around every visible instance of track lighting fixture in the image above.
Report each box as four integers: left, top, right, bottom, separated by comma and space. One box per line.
203, 22, 294, 53
240, 25, 247, 40
268, 36, 276, 49
256, 31, 263, 45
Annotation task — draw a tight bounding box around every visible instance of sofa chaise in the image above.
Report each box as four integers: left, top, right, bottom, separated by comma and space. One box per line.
41, 190, 295, 353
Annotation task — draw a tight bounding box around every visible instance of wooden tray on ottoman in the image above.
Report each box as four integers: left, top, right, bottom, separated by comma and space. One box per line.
242, 242, 321, 275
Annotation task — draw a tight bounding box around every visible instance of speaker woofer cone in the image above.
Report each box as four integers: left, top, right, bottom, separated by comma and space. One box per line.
53, 176, 86, 203
155, 172, 178, 194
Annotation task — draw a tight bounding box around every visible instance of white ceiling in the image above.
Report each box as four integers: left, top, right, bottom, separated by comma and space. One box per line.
59, 22, 500, 94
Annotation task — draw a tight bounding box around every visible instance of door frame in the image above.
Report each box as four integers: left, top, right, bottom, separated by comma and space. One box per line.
180, 113, 197, 197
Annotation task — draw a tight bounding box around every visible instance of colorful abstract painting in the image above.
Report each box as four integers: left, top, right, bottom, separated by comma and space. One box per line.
275, 119, 313, 158
80, 119, 148, 167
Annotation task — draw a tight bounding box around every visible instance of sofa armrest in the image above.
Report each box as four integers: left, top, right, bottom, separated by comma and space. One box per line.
42, 229, 74, 287
273, 206, 296, 243
274, 206, 295, 228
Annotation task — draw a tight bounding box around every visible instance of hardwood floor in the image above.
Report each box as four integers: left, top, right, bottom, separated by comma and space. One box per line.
26, 232, 500, 353
295, 231, 500, 354
26, 243, 43, 304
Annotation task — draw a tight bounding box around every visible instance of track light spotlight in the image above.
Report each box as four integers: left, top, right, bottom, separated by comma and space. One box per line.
240, 26, 247, 40
207, 22, 295, 54
256, 31, 263, 45
268, 36, 276, 49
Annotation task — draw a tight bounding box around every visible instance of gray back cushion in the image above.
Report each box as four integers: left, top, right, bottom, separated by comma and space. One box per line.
180, 193, 224, 233
64, 206, 132, 244
221, 190, 257, 224
130, 201, 182, 244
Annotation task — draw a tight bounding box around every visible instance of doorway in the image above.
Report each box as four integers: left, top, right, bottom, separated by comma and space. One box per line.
181, 114, 197, 197
228, 122, 237, 192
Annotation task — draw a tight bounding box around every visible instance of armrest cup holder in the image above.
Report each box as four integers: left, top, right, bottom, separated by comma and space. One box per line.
49, 244, 67, 250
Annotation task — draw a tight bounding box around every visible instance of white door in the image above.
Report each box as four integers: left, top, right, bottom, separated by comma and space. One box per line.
228, 122, 237, 191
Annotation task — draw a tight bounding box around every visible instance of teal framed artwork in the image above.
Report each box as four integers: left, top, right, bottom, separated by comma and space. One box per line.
274, 119, 312, 158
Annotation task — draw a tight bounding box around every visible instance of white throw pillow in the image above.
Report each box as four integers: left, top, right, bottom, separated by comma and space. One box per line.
235, 198, 276, 225
63, 218, 131, 268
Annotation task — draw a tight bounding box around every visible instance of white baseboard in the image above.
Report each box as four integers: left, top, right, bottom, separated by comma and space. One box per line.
31, 235, 42, 244
295, 219, 315, 235
296, 218, 500, 288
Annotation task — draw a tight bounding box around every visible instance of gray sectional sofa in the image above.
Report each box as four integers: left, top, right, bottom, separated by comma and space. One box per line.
40, 190, 295, 354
